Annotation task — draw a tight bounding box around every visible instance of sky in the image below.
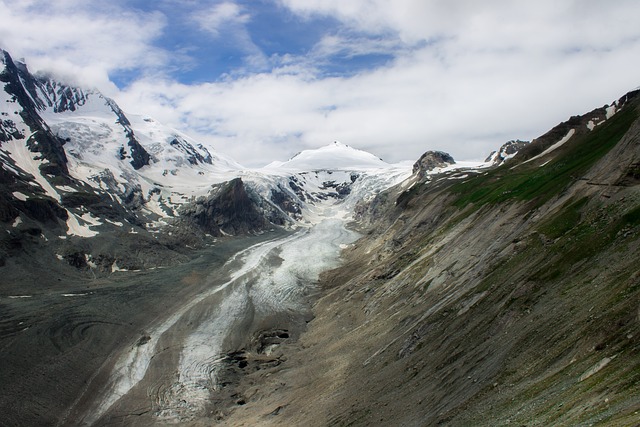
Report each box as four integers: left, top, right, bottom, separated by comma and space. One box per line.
1, 0, 640, 167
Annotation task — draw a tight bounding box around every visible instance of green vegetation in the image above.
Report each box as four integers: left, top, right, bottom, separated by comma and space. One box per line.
451, 104, 638, 209
538, 197, 589, 239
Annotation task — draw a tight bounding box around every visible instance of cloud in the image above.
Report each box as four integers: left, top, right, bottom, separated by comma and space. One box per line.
0, 0, 168, 93
193, 1, 250, 36
2, 0, 640, 168
277, 0, 640, 51
117, 29, 640, 167
115, 0, 640, 166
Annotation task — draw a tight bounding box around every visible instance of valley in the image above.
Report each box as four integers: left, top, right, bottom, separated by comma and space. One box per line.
1, 47, 640, 426
0, 232, 277, 426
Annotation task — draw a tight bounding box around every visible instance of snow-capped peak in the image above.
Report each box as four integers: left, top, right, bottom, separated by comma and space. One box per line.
265, 141, 389, 172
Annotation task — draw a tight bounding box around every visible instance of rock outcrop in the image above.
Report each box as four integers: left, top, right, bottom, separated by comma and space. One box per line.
412, 150, 455, 178
484, 139, 529, 164
178, 178, 270, 236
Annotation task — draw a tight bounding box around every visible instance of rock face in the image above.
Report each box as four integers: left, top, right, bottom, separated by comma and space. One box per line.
104, 97, 151, 170
1, 50, 70, 178
484, 139, 530, 164
179, 178, 270, 236
412, 150, 455, 178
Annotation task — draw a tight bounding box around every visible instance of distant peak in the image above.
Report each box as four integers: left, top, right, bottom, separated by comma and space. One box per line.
268, 141, 389, 171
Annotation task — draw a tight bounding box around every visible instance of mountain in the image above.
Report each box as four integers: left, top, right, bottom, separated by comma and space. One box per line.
6, 47, 634, 427
246, 141, 414, 224
0, 48, 268, 274
219, 88, 640, 426
0, 49, 429, 276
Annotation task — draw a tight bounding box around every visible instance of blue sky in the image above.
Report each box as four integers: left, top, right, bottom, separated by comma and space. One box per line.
2, 0, 640, 166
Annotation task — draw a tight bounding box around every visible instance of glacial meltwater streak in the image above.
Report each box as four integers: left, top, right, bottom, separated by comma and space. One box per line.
82, 207, 358, 425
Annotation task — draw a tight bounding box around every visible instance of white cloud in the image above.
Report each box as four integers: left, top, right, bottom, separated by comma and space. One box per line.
2, 0, 640, 167
117, 29, 640, 167
277, 0, 640, 51
0, 0, 168, 93
193, 1, 250, 36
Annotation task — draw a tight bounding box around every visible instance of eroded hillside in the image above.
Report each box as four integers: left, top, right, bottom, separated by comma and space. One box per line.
220, 91, 640, 426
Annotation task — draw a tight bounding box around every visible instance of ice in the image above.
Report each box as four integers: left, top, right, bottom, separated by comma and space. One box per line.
87, 206, 360, 423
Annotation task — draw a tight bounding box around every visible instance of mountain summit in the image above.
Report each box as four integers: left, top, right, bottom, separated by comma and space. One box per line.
266, 141, 389, 171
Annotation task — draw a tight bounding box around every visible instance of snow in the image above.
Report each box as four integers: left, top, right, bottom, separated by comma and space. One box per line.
524, 129, 576, 164
12, 216, 22, 227
111, 261, 126, 273
85, 254, 98, 268
12, 191, 27, 201
4, 138, 61, 202
264, 141, 388, 171
606, 104, 617, 119
66, 211, 99, 237
41, 93, 244, 218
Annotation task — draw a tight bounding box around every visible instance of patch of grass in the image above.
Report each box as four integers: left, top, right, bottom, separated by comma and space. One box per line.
538, 197, 589, 239
533, 197, 640, 283
451, 104, 638, 209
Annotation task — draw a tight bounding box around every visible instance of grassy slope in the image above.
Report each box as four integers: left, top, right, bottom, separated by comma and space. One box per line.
349, 98, 640, 426
452, 102, 638, 208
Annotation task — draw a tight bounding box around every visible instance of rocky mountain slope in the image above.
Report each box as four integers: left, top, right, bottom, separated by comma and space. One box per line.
219, 90, 640, 426
0, 49, 412, 280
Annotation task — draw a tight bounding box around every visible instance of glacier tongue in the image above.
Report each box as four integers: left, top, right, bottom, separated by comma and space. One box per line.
81, 158, 413, 423
85, 203, 361, 424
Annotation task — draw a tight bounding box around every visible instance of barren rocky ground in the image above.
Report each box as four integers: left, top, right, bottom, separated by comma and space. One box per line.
0, 232, 282, 426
